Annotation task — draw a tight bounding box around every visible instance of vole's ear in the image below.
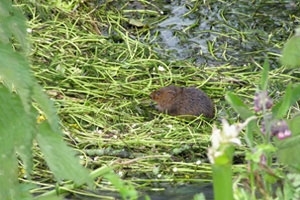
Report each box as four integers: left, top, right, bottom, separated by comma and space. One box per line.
167, 90, 176, 97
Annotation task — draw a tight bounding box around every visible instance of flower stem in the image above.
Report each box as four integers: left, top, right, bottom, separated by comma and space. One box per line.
212, 162, 234, 200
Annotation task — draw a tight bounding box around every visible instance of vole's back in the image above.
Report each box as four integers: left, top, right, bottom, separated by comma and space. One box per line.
176, 87, 214, 118
151, 85, 215, 118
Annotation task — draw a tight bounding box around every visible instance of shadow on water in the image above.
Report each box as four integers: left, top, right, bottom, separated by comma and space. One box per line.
139, 183, 213, 200
155, 0, 299, 66
66, 183, 213, 200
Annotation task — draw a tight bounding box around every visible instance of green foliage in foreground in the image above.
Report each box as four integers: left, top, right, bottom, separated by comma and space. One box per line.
281, 27, 300, 68
216, 57, 300, 199
0, 1, 94, 199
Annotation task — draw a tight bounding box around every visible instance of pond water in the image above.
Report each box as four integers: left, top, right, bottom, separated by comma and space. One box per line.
140, 183, 213, 200
155, 0, 299, 66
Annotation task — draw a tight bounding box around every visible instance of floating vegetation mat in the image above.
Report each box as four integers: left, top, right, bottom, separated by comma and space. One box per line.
16, 0, 300, 199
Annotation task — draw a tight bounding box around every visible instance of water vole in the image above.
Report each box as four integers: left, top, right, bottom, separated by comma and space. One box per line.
150, 85, 215, 118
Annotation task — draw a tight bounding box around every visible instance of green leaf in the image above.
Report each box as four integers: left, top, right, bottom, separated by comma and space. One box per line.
260, 59, 269, 91
0, 1, 29, 51
273, 84, 292, 119
104, 171, 138, 200
245, 144, 276, 163
7, 12, 29, 52
0, 44, 33, 113
0, 1, 12, 44
287, 114, 300, 137
36, 121, 92, 186
225, 92, 260, 144
272, 83, 300, 119
0, 1, 11, 17
245, 119, 260, 146
276, 115, 300, 171
0, 86, 32, 199
281, 28, 300, 68
225, 92, 254, 120
32, 83, 61, 133
277, 136, 300, 171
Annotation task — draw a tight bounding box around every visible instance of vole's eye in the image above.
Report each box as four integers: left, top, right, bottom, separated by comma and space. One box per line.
156, 91, 160, 96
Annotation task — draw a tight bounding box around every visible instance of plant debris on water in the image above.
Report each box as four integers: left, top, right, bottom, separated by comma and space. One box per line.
14, 0, 300, 199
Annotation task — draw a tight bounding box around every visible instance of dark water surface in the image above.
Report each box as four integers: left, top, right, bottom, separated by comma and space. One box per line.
155, 0, 299, 66
140, 183, 213, 200
66, 183, 213, 200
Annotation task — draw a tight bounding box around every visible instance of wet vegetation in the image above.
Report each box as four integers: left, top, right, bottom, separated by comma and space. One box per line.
1, 0, 300, 199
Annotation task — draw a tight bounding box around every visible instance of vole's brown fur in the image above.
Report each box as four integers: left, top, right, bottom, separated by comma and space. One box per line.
150, 85, 215, 118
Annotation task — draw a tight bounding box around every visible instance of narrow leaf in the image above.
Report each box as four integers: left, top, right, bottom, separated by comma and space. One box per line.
225, 92, 254, 120
272, 83, 300, 119
260, 59, 269, 91
275, 84, 292, 119
225, 92, 260, 143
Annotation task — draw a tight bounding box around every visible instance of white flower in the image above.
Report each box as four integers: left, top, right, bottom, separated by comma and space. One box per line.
211, 125, 222, 149
210, 119, 242, 150
222, 119, 240, 138
208, 116, 256, 164
222, 119, 242, 146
